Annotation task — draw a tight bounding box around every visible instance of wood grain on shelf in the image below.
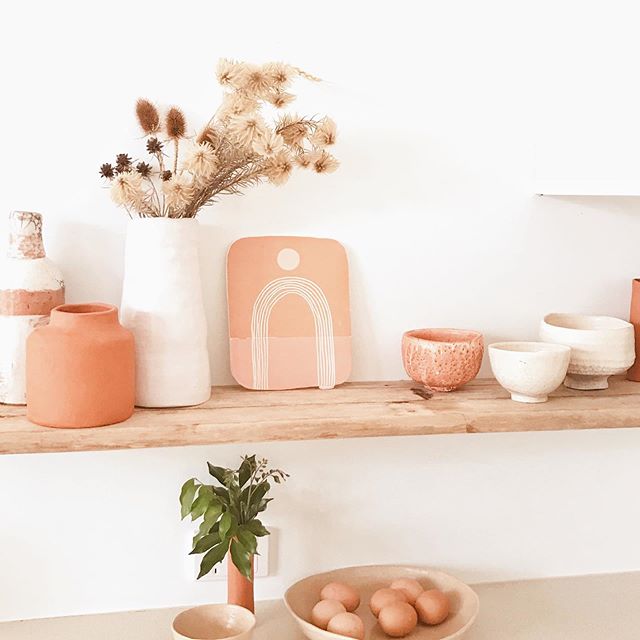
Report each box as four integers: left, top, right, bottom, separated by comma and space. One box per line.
1, 377, 640, 455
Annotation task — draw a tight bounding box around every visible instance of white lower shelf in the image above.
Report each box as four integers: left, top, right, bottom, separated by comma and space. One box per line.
2, 572, 638, 639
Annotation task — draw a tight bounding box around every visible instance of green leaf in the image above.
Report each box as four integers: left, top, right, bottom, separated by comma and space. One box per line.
197, 540, 230, 579
238, 456, 255, 487
207, 463, 229, 486
191, 532, 221, 555
237, 527, 258, 555
230, 538, 253, 581
245, 519, 270, 537
257, 498, 272, 514
190, 488, 213, 521
193, 520, 219, 546
179, 479, 198, 520
203, 502, 222, 527
219, 511, 237, 541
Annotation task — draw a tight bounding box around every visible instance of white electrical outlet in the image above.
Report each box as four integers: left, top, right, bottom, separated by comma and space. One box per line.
194, 533, 270, 581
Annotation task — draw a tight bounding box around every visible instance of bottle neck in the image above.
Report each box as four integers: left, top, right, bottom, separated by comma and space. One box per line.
50, 304, 118, 329
8, 211, 45, 259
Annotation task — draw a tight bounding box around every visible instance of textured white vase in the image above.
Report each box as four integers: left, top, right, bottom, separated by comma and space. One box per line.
121, 218, 211, 407
0, 211, 65, 405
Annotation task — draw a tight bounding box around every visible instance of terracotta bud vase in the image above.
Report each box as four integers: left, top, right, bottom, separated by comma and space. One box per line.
26, 303, 135, 428
227, 555, 254, 613
0, 211, 64, 405
120, 218, 211, 407
628, 278, 640, 382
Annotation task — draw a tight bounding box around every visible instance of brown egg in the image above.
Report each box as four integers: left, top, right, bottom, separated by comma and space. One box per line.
389, 578, 424, 605
327, 612, 365, 640
369, 588, 408, 617
415, 589, 450, 625
378, 601, 418, 638
320, 582, 361, 612
311, 599, 347, 629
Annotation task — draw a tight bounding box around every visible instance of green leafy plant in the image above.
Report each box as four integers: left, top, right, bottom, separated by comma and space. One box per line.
180, 455, 289, 580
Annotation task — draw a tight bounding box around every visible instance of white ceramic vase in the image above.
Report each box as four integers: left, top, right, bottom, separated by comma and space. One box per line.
0, 211, 64, 405
120, 218, 211, 407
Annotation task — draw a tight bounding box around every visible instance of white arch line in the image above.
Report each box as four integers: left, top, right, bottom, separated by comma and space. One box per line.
250, 277, 336, 390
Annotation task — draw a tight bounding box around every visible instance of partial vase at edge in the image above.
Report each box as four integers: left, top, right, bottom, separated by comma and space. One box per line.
628, 278, 640, 382
0, 211, 64, 405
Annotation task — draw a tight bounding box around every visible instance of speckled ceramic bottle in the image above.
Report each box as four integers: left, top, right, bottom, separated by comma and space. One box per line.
0, 211, 64, 405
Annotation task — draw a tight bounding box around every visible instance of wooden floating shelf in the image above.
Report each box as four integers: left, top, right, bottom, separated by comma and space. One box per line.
2, 377, 640, 455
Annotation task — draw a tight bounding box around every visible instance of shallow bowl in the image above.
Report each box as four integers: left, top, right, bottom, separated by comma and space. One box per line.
172, 604, 256, 640
284, 564, 479, 640
540, 313, 635, 390
488, 341, 571, 403
402, 329, 484, 391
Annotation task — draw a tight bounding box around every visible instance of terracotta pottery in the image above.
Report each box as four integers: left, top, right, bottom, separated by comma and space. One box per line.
401, 328, 484, 391
627, 279, 640, 381
26, 303, 135, 428
121, 218, 210, 407
540, 313, 635, 390
228, 555, 255, 613
0, 211, 64, 405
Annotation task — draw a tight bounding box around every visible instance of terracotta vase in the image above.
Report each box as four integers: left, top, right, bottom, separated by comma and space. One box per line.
26, 303, 135, 428
0, 211, 64, 405
227, 555, 254, 613
120, 218, 211, 407
628, 278, 640, 381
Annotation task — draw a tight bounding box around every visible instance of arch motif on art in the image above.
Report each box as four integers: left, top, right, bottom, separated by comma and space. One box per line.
250, 277, 336, 390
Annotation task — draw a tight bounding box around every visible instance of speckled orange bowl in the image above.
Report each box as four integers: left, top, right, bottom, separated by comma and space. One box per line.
402, 329, 484, 392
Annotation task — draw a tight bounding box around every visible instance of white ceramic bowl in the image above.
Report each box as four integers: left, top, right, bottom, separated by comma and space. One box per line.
488, 341, 571, 403
172, 604, 255, 640
540, 313, 635, 390
284, 565, 479, 640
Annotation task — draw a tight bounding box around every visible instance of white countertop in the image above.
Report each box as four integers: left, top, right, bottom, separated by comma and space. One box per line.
2, 572, 639, 639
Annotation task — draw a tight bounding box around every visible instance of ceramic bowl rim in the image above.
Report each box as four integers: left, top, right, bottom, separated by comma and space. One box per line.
171, 603, 256, 640
542, 313, 632, 332
403, 328, 484, 346
284, 564, 480, 640
489, 341, 571, 355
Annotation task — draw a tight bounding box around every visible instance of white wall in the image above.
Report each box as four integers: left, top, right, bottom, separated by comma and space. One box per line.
1, 0, 640, 622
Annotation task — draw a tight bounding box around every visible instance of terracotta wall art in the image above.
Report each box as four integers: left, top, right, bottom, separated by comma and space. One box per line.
0, 211, 64, 405
26, 303, 135, 428
227, 236, 351, 390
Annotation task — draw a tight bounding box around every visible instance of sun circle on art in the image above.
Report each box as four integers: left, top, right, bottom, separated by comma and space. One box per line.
277, 248, 300, 271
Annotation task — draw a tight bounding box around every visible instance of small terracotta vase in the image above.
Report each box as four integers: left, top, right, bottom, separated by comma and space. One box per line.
26, 303, 135, 428
227, 555, 254, 613
628, 278, 640, 382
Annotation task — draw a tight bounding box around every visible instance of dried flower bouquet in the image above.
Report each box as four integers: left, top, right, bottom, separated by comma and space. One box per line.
100, 59, 339, 218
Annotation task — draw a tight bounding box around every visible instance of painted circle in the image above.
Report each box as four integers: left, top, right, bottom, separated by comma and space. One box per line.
277, 248, 300, 271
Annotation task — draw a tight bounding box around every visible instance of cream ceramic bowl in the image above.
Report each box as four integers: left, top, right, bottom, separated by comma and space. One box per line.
540, 313, 635, 390
172, 604, 256, 640
488, 341, 571, 403
284, 565, 479, 640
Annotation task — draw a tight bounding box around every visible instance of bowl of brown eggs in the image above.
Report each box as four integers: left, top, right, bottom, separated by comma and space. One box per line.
284, 565, 479, 640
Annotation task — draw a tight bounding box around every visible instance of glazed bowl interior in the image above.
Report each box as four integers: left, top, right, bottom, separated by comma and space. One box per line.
285, 565, 479, 640
405, 329, 482, 344
543, 313, 631, 332
172, 604, 256, 640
